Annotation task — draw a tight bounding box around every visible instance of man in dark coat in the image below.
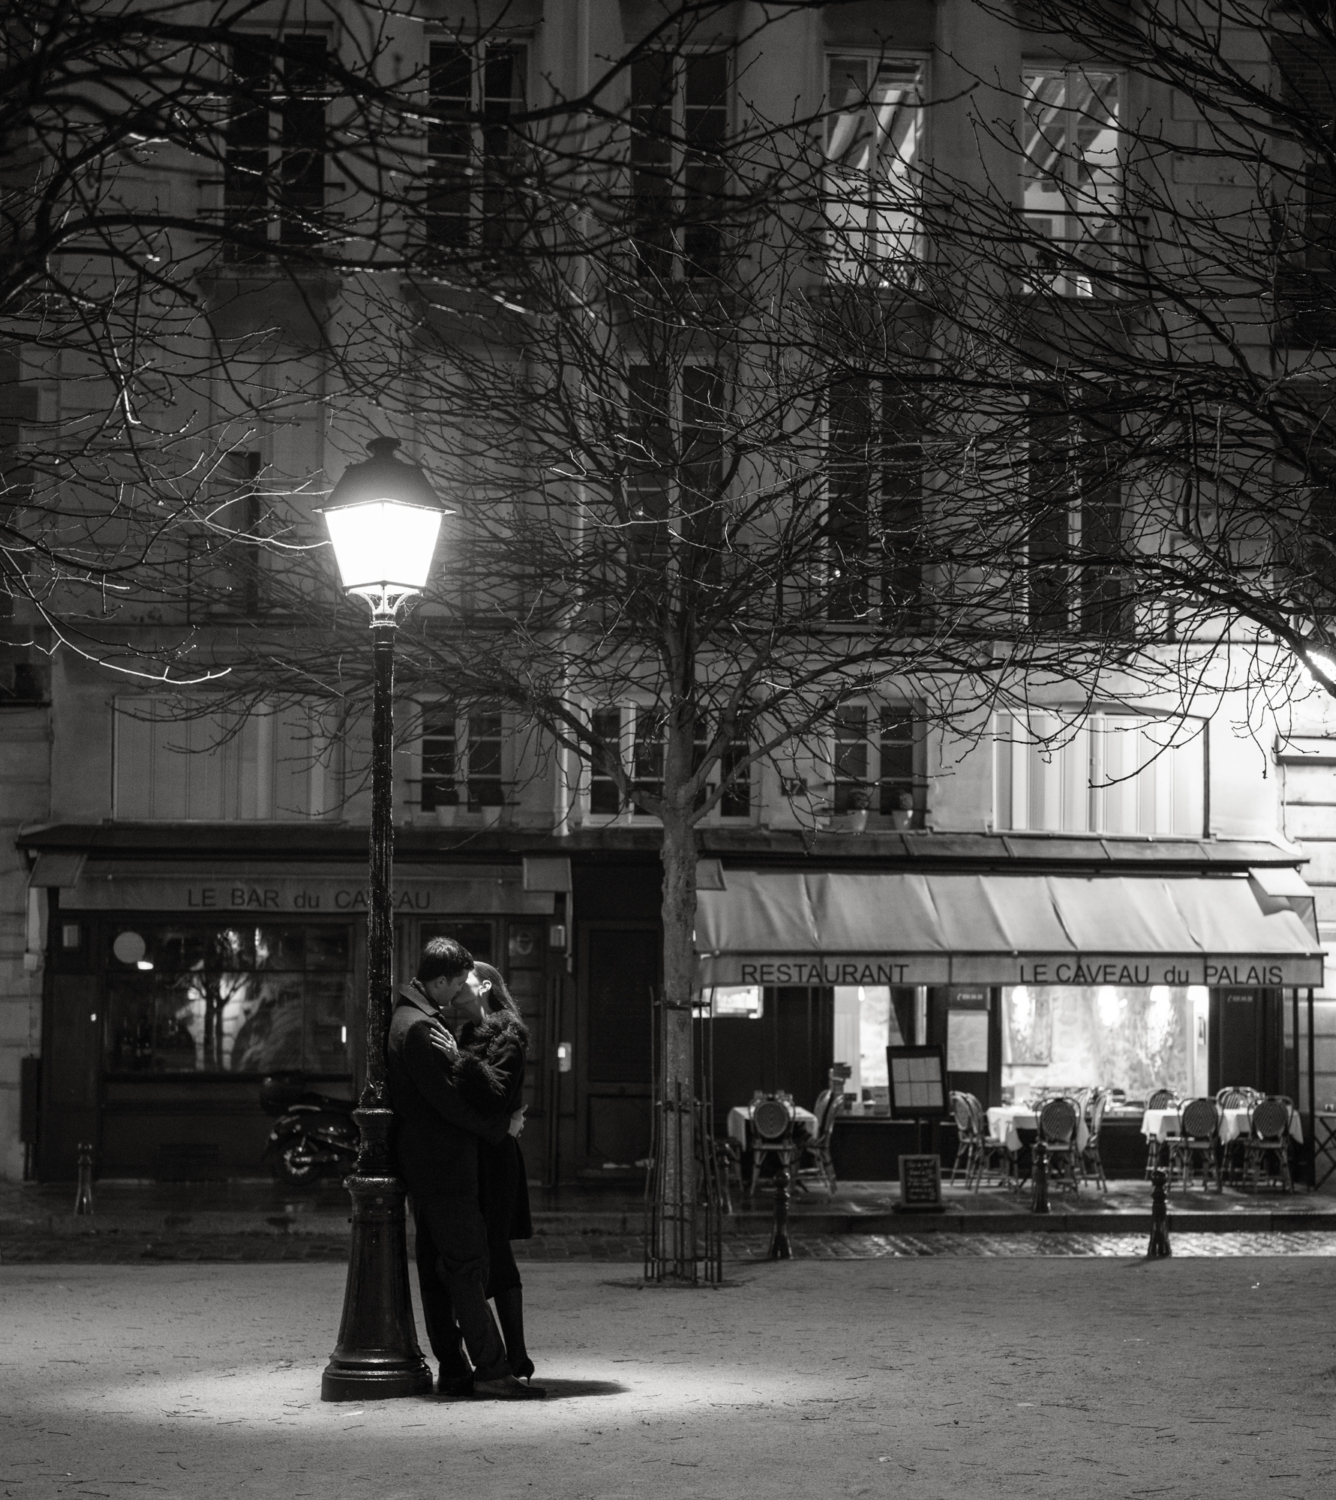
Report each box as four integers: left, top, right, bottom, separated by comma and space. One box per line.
386, 936, 538, 1399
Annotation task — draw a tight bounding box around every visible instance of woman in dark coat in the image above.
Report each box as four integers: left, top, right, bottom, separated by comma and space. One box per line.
450, 961, 538, 1385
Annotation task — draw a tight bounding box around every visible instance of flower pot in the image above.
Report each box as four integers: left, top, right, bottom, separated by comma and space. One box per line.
891, 809, 914, 831
479, 805, 503, 828
434, 804, 458, 828
848, 809, 869, 835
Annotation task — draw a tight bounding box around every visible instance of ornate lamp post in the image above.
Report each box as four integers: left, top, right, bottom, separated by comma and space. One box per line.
318, 436, 449, 1402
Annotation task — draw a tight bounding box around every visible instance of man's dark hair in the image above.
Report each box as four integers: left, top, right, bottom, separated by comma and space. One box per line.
416, 936, 474, 984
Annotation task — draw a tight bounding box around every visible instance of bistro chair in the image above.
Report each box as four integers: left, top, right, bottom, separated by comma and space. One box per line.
1241, 1097, 1295, 1193
963, 1092, 1013, 1191
949, 1092, 976, 1183
1081, 1088, 1110, 1191
1215, 1087, 1258, 1182
694, 1105, 744, 1216
1038, 1097, 1082, 1194
747, 1093, 797, 1197
1168, 1097, 1220, 1192
795, 1087, 844, 1194
1144, 1092, 1181, 1179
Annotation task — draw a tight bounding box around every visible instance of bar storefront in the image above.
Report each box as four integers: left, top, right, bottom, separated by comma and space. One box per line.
696, 867, 1325, 1179
31, 849, 559, 1182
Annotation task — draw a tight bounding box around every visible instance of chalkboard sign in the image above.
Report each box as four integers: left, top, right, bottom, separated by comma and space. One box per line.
898, 1153, 943, 1208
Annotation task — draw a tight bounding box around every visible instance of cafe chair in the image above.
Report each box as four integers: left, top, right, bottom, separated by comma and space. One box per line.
964, 1092, 1012, 1191
949, 1092, 976, 1183
1081, 1088, 1110, 1191
1144, 1090, 1180, 1178
748, 1093, 796, 1197
794, 1088, 844, 1194
1038, 1097, 1082, 1194
1168, 1097, 1220, 1192
1241, 1097, 1294, 1193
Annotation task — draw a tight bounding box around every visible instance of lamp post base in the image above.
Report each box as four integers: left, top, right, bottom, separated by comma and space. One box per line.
321, 1122, 432, 1402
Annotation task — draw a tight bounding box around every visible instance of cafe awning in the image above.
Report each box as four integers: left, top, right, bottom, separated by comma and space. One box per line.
695, 871, 1325, 989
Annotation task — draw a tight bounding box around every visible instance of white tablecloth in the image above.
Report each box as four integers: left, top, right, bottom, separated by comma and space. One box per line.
1217, 1106, 1304, 1146
727, 1104, 818, 1149
1140, 1108, 1184, 1142
987, 1105, 1089, 1154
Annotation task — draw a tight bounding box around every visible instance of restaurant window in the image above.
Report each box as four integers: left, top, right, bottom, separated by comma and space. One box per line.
417, 705, 506, 810
105, 923, 353, 1075
223, 34, 328, 262
631, 50, 729, 280
114, 697, 360, 821
1272, 33, 1336, 345
826, 704, 925, 816
994, 709, 1205, 836
1001, 983, 1208, 1101
826, 379, 924, 628
425, 39, 528, 253
833, 984, 920, 1103
823, 54, 926, 285
1021, 66, 1123, 298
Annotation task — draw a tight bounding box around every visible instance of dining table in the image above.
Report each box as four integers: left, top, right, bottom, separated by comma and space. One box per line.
1140, 1107, 1185, 1143
1216, 1106, 1304, 1146
987, 1104, 1089, 1154
727, 1103, 819, 1150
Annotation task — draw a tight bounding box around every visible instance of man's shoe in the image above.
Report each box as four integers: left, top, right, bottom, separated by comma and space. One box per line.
438, 1374, 474, 1398
473, 1372, 546, 1400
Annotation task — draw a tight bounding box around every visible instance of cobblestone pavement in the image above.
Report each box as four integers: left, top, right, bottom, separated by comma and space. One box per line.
6, 1227, 1336, 1262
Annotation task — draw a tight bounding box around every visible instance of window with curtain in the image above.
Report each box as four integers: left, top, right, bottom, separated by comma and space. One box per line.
1021, 66, 1123, 297
994, 710, 1205, 835
823, 55, 926, 284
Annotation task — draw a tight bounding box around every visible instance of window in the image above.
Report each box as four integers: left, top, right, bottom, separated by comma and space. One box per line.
190, 451, 266, 617
114, 698, 361, 821
827, 704, 924, 815
1021, 67, 1122, 297
631, 51, 729, 280
994, 710, 1206, 836
426, 39, 527, 252
223, 35, 328, 262
625, 364, 726, 589
1273, 33, 1336, 344
584, 705, 750, 820
824, 55, 926, 284
826, 380, 923, 626
105, 922, 352, 1075
1028, 389, 1128, 634
417, 706, 505, 810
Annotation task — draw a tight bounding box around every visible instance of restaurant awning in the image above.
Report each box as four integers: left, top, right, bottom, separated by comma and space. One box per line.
695, 871, 1325, 989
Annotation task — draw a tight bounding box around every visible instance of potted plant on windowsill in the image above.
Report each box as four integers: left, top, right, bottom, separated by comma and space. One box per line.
890, 789, 915, 831
433, 800, 460, 828
846, 786, 873, 834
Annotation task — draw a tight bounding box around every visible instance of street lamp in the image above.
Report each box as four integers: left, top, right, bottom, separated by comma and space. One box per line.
318, 436, 450, 1402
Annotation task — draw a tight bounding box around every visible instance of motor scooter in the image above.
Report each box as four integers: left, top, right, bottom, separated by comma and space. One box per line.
259, 1073, 359, 1186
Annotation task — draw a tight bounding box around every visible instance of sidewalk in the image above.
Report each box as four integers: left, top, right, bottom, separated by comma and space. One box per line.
3, 1256, 1334, 1500
5, 1175, 1335, 1264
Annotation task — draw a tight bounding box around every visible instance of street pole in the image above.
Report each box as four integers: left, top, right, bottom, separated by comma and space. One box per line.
321, 621, 432, 1402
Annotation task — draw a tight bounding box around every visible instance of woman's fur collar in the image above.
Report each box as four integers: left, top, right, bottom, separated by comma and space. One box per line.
455, 1008, 527, 1108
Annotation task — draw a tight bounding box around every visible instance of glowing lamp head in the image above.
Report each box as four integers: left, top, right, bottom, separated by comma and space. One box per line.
319, 438, 450, 620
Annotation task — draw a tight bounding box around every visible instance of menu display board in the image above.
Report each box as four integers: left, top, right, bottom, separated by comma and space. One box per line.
898, 1153, 943, 1208
886, 1045, 950, 1119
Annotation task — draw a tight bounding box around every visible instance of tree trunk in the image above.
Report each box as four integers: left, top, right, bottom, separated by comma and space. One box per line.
654, 804, 698, 1279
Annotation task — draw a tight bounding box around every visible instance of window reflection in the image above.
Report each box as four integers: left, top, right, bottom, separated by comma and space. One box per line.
106, 923, 352, 1075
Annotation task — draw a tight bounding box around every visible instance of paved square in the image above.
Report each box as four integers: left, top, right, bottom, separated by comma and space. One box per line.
2, 1258, 1334, 1499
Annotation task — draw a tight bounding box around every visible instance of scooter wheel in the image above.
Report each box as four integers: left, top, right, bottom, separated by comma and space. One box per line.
273, 1141, 323, 1186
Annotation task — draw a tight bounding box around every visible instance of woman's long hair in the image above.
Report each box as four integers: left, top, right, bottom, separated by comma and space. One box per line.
473, 961, 526, 1034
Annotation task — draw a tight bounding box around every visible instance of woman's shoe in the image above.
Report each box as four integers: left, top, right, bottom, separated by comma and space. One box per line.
493, 1287, 536, 1383
511, 1355, 536, 1382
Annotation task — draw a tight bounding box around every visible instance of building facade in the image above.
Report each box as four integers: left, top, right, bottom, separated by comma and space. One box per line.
4, 0, 1336, 1185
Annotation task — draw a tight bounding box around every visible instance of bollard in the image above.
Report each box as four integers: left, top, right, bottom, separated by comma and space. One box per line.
1147, 1167, 1171, 1258
1030, 1140, 1050, 1215
768, 1150, 793, 1260
73, 1143, 94, 1216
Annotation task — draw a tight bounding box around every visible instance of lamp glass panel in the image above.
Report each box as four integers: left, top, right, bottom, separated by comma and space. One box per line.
323, 500, 443, 591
